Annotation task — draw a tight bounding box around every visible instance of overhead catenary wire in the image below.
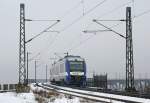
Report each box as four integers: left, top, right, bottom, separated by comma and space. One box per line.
51, 0, 108, 53
133, 9, 150, 18
60, 0, 83, 19
25, 19, 59, 22
60, 0, 108, 32
25, 0, 150, 80
94, 19, 126, 21
68, 7, 150, 52
27, 1, 84, 60
84, 1, 131, 29
32, 33, 59, 63
44, 0, 150, 71
27, 0, 131, 51
82, 1, 131, 32
46, 0, 130, 54
34, 0, 108, 59
93, 19, 126, 39
83, 30, 111, 34
68, 22, 124, 52
26, 20, 60, 43
66, 1, 133, 52
68, 5, 150, 53
97, 1, 132, 19
76, 7, 150, 52
52, 0, 108, 54
25, 20, 60, 65
33, 0, 133, 59
65, 1, 132, 52
26, 0, 83, 45
68, 34, 95, 52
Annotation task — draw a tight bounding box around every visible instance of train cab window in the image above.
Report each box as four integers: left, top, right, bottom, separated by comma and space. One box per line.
69, 61, 84, 72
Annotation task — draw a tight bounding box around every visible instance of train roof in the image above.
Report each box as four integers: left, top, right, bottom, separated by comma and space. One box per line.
52, 55, 85, 66
63, 55, 84, 61
57, 55, 83, 62
64, 55, 81, 58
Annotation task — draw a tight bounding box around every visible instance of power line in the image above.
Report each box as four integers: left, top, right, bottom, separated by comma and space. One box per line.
39, 0, 131, 55
32, 33, 58, 57
94, 19, 125, 21
26, 20, 60, 43
25, 19, 60, 66
27, 1, 83, 59
93, 19, 126, 38
86, 1, 131, 29
72, 1, 131, 41
33, 0, 131, 58
60, 1, 83, 19
65, 1, 131, 52
68, 1, 132, 52
83, 1, 131, 31
60, 0, 108, 32
134, 9, 150, 18
97, 1, 132, 19
68, 34, 95, 52
83, 29, 111, 34
68, 22, 124, 52
69, 4, 150, 53
35, 33, 59, 62
36, 0, 108, 57
85, 0, 108, 15
25, 19, 59, 22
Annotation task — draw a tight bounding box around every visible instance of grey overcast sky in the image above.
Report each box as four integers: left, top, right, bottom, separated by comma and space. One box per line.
0, 0, 150, 83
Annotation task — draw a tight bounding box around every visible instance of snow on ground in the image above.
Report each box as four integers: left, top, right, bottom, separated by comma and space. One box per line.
0, 92, 81, 103
0, 92, 37, 103
47, 94, 80, 103
52, 97, 79, 103
48, 83, 150, 103
30, 83, 81, 103
0, 83, 81, 103
0, 84, 124, 103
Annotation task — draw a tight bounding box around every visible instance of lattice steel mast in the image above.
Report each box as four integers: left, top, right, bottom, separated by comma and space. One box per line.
125, 7, 135, 91
92, 7, 135, 91
19, 4, 26, 84
18, 3, 60, 85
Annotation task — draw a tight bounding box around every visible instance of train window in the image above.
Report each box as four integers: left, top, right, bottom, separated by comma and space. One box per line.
59, 64, 62, 73
60, 64, 64, 73
69, 61, 84, 72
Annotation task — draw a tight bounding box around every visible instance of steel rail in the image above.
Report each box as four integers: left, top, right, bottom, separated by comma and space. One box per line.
37, 83, 150, 103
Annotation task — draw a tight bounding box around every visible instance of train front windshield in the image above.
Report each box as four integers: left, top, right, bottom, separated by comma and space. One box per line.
69, 61, 84, 72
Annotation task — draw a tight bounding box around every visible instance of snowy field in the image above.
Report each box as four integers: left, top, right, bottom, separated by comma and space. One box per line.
0, 92, 81, 103
0, 84, 82, 103
0, 84, 141, 103
0, 92, 37, 103
0, 83, 102, 103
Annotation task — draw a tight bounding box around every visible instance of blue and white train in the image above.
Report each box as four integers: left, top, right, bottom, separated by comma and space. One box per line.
50, 55, 86, 86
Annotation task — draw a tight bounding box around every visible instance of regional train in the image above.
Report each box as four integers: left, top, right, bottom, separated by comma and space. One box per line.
50, 55, 86, 86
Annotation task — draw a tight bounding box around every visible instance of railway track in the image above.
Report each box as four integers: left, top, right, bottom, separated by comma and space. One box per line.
0, 89, 16, 93
36, 83, 150, 103
67, 86, 150, 99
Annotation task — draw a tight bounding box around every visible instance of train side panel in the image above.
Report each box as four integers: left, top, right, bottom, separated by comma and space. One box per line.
65, 60, 70, 85
50, 59, 67, 84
